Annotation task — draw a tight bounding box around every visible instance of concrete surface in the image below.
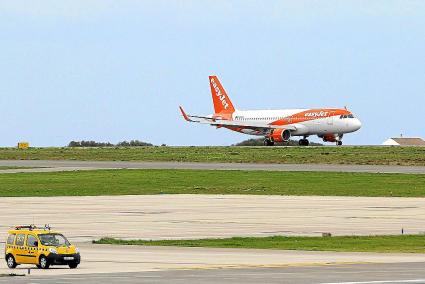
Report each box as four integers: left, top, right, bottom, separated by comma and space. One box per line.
4, 264, 425, 284
1, 160, 425, 174
0, 195, 425, 243
1, 243, 425, 276
2, 259, 425, 283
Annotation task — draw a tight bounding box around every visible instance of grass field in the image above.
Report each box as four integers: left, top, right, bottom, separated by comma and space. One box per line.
0, 146, 424, 166
0, 169, 424, 197
94, 235, 425, 253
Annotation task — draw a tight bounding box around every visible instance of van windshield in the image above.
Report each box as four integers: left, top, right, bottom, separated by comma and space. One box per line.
38, 233, 70, 247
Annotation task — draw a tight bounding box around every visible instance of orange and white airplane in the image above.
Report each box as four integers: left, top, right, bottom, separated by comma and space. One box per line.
179, 76, 361, 146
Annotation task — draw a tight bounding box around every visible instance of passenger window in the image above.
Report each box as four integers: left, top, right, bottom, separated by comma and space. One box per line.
7, 234, 16, 245
16, 234, 25, 246
27, 235, 38, 247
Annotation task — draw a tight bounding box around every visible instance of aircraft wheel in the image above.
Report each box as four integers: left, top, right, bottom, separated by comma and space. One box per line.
337, 141, 343, 146
264, 139, 274, 146
298, 139, 310, 146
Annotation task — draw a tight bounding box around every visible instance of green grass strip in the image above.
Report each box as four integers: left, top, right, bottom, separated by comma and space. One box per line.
0, 169, 424, 197
93, 235, 425, 253
1, 146, 425, 166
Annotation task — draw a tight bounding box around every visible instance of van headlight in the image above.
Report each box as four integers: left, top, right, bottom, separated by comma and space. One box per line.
49, 248, 57, 254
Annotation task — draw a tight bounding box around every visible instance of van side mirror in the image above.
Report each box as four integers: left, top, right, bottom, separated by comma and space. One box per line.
34, 241, 38, 247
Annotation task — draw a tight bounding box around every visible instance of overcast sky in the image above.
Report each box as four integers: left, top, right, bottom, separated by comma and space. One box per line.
1, 0, 424, 146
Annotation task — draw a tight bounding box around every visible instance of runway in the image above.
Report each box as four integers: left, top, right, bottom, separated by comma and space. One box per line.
2, 262, 425, 283
0, 160, 425, 174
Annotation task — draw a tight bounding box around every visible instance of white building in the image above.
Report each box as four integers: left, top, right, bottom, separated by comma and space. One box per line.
382, 137, 425, 146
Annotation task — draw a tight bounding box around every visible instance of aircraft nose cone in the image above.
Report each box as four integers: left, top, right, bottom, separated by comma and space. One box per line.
353, 118, 362, 131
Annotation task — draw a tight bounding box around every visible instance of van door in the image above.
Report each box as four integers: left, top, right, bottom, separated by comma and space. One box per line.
14, 234, 26, 263
23, 234, 39, 264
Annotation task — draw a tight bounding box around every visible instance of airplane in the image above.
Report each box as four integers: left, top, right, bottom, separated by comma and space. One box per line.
179, 76, 361, 146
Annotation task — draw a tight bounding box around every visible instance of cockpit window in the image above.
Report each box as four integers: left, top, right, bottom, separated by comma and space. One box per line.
340, 114, 355, 119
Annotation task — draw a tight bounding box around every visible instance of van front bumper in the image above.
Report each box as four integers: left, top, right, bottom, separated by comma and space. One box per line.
47, 253, 80, 265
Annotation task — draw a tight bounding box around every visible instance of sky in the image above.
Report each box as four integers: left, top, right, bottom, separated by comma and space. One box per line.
0, 0, 424, 146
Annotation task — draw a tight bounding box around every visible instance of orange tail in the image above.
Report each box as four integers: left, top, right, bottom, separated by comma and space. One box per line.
209, 75, 235, 115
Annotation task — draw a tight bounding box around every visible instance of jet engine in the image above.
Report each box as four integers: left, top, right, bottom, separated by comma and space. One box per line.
271, 129, 291, 142
322, 134, 343, 142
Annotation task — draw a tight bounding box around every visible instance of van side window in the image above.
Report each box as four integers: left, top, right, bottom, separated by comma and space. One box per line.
16, 234, 25, 246
27, 235, 38, 247
7, 234, 16, 245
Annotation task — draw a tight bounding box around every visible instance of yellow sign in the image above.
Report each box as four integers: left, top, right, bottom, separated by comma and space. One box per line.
17, 142, 29, 150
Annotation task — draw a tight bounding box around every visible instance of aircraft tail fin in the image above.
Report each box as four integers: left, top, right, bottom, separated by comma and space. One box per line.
209, 75, 236, 115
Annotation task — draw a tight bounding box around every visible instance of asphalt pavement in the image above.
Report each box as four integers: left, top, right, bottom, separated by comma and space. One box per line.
2, 262, 425, 284
0, 160, 425, 174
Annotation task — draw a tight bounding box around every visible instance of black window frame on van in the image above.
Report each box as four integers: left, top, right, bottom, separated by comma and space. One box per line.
15, 234, 25, 246
26, 234, 38, 247
7, 234, 16, 245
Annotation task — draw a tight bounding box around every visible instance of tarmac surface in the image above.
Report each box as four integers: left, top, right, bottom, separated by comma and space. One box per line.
4, 242, 425, 275
1, 262, 425, 283
1, 160, 425, 174
1, 195, 425, 242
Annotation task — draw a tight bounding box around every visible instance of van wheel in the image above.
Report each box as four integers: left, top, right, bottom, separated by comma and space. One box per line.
39, 255, 50, 269
6, 255, 17, 269
36, 265, 42, 269
69, 263, 78, 269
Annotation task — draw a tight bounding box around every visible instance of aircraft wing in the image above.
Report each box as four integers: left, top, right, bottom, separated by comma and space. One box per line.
179, 106, 297, 131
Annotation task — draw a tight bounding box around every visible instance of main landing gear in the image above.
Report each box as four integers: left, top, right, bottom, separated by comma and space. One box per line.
298, 138, 310, 146
263, 138, 275, 146
337, 141, 343, 146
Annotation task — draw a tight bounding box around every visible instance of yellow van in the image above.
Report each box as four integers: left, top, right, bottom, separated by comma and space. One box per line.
4, 225, 80, 269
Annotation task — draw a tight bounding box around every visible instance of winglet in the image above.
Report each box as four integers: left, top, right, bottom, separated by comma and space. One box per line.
179, 106, 192, 122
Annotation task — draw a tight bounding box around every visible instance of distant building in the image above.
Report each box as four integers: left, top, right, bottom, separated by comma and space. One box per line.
382, 137, 425, 146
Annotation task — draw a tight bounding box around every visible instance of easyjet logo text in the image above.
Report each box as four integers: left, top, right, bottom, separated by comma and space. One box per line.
304, 111, 329, 117
211, 78, 229, 110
